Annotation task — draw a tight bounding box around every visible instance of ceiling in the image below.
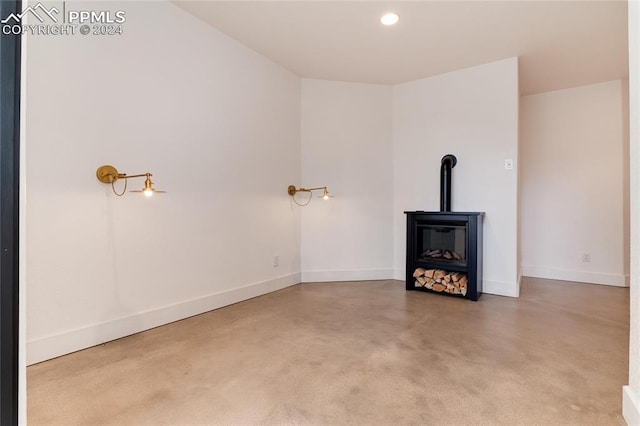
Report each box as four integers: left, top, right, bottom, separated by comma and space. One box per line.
173, 1, 629, 95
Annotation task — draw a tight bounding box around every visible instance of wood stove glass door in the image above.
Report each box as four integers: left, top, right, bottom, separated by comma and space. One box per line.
416, 222, 467, 266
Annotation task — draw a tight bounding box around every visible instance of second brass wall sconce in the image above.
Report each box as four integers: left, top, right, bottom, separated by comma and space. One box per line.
96, 165, 166, 197
287, 185, 333, 206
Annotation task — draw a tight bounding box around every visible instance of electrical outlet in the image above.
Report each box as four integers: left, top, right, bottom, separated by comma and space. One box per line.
504, 159, 513, 170
273, 255, 279, 267
582, 253, 591, 263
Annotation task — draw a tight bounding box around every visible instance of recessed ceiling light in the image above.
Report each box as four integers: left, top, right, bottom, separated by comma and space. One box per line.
380, 12, 399, 26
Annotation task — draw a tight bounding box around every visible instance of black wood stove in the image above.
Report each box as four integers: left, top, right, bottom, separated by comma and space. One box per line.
405, 155, 484, 301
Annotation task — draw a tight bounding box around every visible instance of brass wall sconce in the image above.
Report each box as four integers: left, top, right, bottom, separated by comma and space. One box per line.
96, 165, 166, 197
287, 185, 333, 206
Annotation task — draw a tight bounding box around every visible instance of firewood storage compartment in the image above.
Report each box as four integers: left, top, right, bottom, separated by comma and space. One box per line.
405, 211, 484, 301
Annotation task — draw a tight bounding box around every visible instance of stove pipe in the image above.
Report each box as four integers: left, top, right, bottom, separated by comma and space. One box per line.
440, 154, 457, 212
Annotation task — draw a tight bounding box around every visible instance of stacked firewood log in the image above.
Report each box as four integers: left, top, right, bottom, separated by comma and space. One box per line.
419, 249, 462, 261
413, 268, 468, 296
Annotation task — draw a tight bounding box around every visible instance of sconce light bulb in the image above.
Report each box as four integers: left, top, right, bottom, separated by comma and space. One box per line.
142, 175, 155, 197
380, 12, 399, 26
323, 194, 329, 200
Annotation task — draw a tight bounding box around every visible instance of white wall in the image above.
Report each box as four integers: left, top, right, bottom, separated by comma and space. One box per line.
392, 57, 520, 297
300, 80, 393, 282
18, 20, 29, 425
624, 0, 640, 423
25, 1, 302, 364
520, 81, 629, 287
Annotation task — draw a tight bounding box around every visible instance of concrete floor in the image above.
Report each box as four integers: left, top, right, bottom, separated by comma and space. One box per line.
28, 278, 629, 425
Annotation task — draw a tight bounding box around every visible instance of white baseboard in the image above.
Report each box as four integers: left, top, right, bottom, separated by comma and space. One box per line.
302, 269, 394, 283
27, 273, 301, 365
517, 272, 522, 296
521, 265, 628, 287
624, 386, 640, 425
393, 269, 405, 281
483, 279, 519, 297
